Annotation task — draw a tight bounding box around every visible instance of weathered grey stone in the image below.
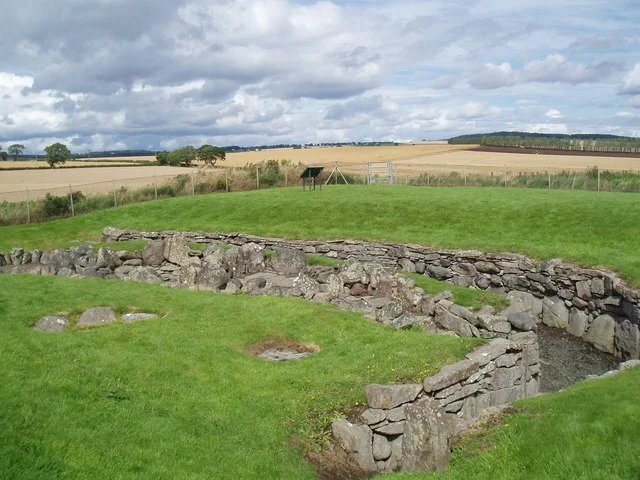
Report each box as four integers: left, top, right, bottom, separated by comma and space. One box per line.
435, 382, 481, 405
423, 359, 479, 393
292, 273, 321, 299
434, 304, 478, 337
542, 296, 569, 328
505, 291, 543, 318
507, 312, 536, 331
375, 421, 406, 436
448, 304, 478, 325
311, 292, 332, 303
473, 275, 490, 289
77, 307, 117, 327
567, 308, 588, 337
339, 263, 368, 285
415, 261, 426, 274
125, 266, 163, 284
33, 315, 69, 332
576, 281, 592, 299
402, 397, 453, 472
452, 262, 477, 277
475, 261, 500, 274
164, 234, 191, 266
583, 314, 615, 354
331, 420, 376, 474
476, 314, 511, 333
615, 319, 639, 360
57, 267, 74, 277
223, 278, 243, 294
240, 243, 265, 274
96, 247, 120, 269
386, 405, 407, 422
491, 385, 523, 405
122, 313, 158, 323
327, 274, 345, 299
508, 331, 538, 344
361, 408, 386, 426
366, 384, 422, 409
465, 339, 510, 366
47, 249, 74, 270
142, 240, 166, 266
373, 434, 392, 461
495, 353, 521, 368
492, 366, 524, 389
271, 247, 306, 275
591, 278, 605, 296
123, 258, 143, 266
428, 265, 453, 280
398, 258, 416, 273
376, 301, 404, 324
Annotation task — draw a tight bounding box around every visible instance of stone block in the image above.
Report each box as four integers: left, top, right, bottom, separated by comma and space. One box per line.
373, 434, 392, 461
465, 339, 510, 366
33, 315, 69, 332
542, 296, 569, 329
375, 421, 406, 436
615, 319, 639, 360
507, 312, 536, 331
387, 405, 407, 422
366, 384, 422, 410
583, 314, 615, 354
423, 359, 479, 393
402, 397, 453, 471
567, 308, 588, 337
331, 420, 376, 474
361, 408, 386, 426
491, 366, 524, 389
490, 385, 523, 405
77, 307, 117, 327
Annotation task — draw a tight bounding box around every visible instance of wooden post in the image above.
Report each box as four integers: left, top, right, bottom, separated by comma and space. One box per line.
256, 167, 259, 189
26, 188, 31, 223
548, 172, 551, 189
113, 181, 117, 207
225, 169, 229, 192
597, 167, 601, 192
69, 185, 75, 216
191, 173, 195, 195
154, 175, 158, 200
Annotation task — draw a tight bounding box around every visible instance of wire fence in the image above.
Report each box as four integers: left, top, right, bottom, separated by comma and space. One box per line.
2, 161, 640, 226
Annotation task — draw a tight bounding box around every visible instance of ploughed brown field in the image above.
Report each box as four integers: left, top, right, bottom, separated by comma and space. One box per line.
2, 143, 640, 200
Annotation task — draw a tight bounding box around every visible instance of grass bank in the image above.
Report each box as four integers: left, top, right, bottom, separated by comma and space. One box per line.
0, 275, 476, 479
399, 366, 640, 480
1, 185, 639, 283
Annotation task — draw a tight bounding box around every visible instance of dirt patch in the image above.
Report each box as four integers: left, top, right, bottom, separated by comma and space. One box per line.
247, 340, 320, 361
537, 324, 618, 393
305, 441, 371, 480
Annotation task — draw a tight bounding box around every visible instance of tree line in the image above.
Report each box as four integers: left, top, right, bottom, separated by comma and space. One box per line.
156, 145, 226, 167
449, 131, 640, 153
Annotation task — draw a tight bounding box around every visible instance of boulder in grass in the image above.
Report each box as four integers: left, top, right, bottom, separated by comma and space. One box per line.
34, 316, 69, 332
77, 307, 117, 327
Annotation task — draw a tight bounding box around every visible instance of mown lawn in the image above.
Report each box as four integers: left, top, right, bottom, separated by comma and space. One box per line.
1, 185, 639, 283
0, 275, 476, 480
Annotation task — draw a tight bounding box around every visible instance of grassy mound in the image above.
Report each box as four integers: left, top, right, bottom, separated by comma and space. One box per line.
1, 185, 639, 283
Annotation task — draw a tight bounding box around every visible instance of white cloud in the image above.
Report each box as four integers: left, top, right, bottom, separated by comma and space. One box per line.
545, 108, 563, 119
618, 64, 640, 95
469, 63, 517, 89
526, 123, 569, 134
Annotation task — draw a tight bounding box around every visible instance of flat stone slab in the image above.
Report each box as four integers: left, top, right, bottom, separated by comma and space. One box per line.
34, 315, 69, 332
77, 307, 117, 327
122, 313, 159, 324
257, 347, 313, 361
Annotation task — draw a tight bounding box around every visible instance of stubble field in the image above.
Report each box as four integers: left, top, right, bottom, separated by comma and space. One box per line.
2, 144, 640, 200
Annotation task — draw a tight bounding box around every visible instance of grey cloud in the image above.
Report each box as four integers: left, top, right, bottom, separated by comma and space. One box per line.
522, 55, 622, 84
325, 96, 384, 120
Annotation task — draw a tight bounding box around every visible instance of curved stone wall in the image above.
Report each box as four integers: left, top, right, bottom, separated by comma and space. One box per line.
102, 227, 640, 360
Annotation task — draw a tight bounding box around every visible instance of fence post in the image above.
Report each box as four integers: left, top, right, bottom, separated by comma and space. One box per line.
256, 167, 260, 190
504, 169, 507, 188
464, 167, 467, 187
191, 173, 195, 195
225, 169, 229, 192
26, 188, 31, 223
284, 167, 288, 187
427, 171, 430, 187
154, 176, 158, 200
548, 172, 551, 190
69, 184, 75, 216
113, 181, 117, 207
597, 167, 600, 192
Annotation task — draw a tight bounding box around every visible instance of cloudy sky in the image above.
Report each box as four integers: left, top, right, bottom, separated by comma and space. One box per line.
1, 0, 639, 153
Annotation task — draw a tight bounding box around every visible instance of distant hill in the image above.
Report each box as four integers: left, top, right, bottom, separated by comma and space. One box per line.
449, 132, 640, 153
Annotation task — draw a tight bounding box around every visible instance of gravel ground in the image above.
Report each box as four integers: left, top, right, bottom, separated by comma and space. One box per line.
537, 324, 618, 393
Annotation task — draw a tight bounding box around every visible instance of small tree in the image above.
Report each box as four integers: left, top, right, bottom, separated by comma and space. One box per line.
167, 146, 196, 167
0, 146, 7, 161
156, 151, 169, 165
8, 144, 25, 161
197, 144, 226, 167
44, 142, 71, 168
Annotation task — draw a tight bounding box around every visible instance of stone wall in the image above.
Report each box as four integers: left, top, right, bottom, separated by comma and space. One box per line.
332, 337, 539, 474
102, 227, 640, 359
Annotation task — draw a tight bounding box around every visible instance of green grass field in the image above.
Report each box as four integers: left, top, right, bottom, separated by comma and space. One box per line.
2, 185, 640, 479
1, 186, 639, 284
0, 275, 477, 480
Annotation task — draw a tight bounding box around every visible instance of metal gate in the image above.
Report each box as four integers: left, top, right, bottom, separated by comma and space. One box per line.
366, 162, 394, 185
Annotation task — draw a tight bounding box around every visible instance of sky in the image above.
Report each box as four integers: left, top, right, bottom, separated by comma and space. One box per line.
1, 0, 639, 153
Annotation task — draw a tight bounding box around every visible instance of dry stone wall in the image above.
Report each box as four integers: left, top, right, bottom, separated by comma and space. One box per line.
102, 227, 640, 360
333, 337, 539, 474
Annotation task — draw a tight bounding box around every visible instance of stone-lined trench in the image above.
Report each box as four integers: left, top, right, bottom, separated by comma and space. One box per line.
1, 227, 634, 475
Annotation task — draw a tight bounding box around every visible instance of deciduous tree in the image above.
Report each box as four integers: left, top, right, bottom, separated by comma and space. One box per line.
8, 144, 25, 161
44, 142, 71, 168
197, 144, 226, 166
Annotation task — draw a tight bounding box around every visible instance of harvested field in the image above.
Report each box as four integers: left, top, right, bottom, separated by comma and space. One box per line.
0, 158, 151, 169
0, 166, 198, 201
